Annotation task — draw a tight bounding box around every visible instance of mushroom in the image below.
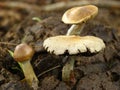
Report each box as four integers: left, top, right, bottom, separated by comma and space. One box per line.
62, 5, 98, 35
13, 43, 38, 85
43, 5, 104, 84
43, 35, 105, 82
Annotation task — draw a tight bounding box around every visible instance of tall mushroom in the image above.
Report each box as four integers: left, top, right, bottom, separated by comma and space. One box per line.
62, 5, 98, 35
43, 35, 105, 83
43, 5, 105, 84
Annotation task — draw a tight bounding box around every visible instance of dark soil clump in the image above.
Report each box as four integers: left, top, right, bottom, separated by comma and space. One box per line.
0, 1, 120, 90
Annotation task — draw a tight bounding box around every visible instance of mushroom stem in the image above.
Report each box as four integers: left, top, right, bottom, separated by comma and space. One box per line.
62, 56, 75, 84
18, 60, 38, 85
66, 23, 85, 35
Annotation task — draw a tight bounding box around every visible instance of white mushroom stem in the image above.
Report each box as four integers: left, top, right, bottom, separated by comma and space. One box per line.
18, 60, 38, 85
66, 23, 85, 35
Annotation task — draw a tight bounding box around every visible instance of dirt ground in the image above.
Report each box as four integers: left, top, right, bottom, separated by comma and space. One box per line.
0, 0, 120, 90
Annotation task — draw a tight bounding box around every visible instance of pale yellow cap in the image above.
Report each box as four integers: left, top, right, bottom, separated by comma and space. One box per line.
62, 5, 98, 24
43, 35, 105, 55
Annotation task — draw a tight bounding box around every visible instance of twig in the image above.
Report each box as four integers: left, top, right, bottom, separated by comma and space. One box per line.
38, 65, 61, 78
37, 56, 68, 77
41, 0, 120, 11
0, 42, 17, 46
0, 1, 41, 12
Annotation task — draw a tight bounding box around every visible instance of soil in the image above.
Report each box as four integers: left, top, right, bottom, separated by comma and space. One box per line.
0, 0, 120, 90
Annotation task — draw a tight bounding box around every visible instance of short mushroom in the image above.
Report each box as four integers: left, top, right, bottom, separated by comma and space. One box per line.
62, 5, 98, 35
43, 35, 105, 82
13, 43, 38, 85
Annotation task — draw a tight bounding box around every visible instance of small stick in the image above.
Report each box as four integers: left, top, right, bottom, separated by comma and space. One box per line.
0, 42, 17, 46
0, 1, 41, 11
41, 0, 120, 11
37, 65, 61, 78
37, 56, 68, 77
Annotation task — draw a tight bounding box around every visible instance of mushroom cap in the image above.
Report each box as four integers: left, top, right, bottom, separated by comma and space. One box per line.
43, 35, 105, 55
13, 43, 34, 62
62, 5, 98, 24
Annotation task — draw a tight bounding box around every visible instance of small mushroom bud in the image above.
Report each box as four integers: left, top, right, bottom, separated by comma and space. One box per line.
13, 43, 38, 85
